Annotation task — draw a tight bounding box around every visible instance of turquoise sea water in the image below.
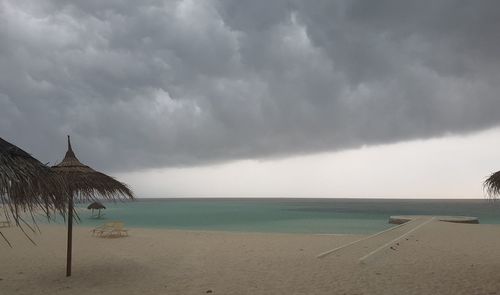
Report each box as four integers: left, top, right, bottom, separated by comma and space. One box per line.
66, 198, 500, 235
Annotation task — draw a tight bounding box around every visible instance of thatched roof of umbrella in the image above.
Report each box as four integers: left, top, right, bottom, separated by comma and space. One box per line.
87, 201, 106, 210
52, 135, 134, 276
484, 170, 500, 199
52, 137, 133, 201
0, 137, 66, 246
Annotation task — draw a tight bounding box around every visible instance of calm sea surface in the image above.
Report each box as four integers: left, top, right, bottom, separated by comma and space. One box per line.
65, 198, 500, 234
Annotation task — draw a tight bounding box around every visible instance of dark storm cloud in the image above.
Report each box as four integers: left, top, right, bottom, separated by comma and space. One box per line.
1, 0, 500, 171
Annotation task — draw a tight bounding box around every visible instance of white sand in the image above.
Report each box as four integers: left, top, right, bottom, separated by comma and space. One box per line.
1, 221, 500, 294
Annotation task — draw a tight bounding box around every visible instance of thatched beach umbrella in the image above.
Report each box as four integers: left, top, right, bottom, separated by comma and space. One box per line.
52, 136, 134, 277
0, 137, 65, 241
87, 201, 106, 218
484, 171, 500, 199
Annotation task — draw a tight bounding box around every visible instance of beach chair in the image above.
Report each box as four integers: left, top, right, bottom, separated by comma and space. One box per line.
108, 222, 129, 237
0, 220, 10, 228
91, 222, 115, 237
92, 221, 129, 237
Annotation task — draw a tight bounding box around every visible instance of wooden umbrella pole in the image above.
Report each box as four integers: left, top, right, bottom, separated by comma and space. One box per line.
66, 193, 73, 277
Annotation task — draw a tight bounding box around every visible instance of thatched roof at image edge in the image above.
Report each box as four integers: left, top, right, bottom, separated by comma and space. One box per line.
484, 171, 500, 199
0, 137, 65, 220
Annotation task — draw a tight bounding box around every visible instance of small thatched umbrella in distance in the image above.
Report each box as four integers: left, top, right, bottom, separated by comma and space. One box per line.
52, 136, 134, 277
0, 137, 65, 245
484, 171, 500, 199
87, 201, 106, 218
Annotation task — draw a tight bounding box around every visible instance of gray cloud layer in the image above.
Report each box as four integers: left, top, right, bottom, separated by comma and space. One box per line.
1, 0, 500, 171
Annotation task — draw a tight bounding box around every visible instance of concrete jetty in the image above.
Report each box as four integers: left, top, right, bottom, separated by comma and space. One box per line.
389, 215, 479, 224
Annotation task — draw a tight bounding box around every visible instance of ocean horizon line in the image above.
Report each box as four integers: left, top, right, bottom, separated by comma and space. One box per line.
131, 197, 490, 201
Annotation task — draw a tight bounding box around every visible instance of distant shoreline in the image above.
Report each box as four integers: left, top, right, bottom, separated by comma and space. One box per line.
132, 197, 490, 201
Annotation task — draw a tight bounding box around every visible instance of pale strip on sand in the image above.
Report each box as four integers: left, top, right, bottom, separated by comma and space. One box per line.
317, 218, 418, 258
358, 217, 435, 263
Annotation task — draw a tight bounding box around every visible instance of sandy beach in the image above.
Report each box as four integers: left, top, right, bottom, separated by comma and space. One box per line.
1, 220, 500, 295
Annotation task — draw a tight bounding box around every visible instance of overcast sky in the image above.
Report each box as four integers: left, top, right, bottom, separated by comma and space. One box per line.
1, 1, 499, 198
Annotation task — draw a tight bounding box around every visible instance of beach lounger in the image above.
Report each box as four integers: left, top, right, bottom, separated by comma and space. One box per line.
109, 222, 129, 237
91, 222, 114, 236
92, 221, 128, 237
0, 220, 10, 228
